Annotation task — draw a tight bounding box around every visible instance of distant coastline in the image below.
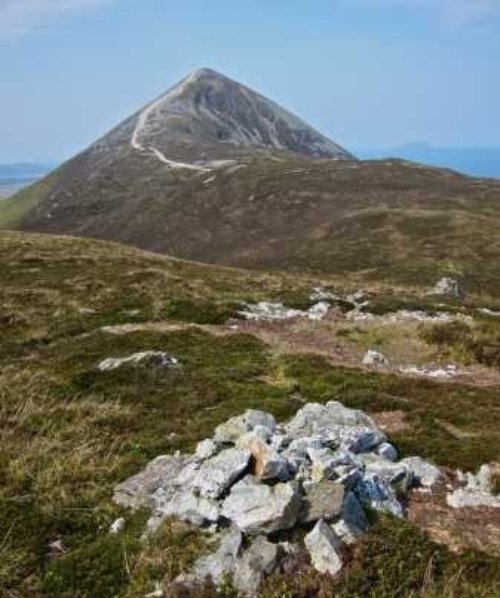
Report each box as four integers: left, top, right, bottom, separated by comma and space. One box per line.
0, 163, 52, 200
0, 179, 35, 200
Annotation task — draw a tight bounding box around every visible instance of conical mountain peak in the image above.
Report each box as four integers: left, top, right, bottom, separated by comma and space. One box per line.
108, 68, 356, 166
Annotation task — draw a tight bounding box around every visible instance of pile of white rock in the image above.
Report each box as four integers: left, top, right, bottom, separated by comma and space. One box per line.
447, 464, 500, 509
114, 402, 444, 596
238, 301, 331, 322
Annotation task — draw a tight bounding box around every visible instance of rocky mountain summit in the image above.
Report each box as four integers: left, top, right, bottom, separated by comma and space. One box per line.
98, 67, 355, 167
113, 400, 498, 596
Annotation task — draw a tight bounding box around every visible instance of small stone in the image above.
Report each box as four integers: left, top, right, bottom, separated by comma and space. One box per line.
332, 519, 364, 545
430, 277, 463, 298
361, 454, 412, 491
270, 434, 290, 452
233, 536, 279, 596
376, 442, 398, 462
214, 410, 276, 444
109, 517, 125, 535
446, 464, 500, 509
307, 447, 337, 482
339, 491, 368, 532
307, 301, 330, 321
400, 457, 443, 489
446, 488, 500, 509
237, 433, 292, 481
334, 426, 386, 454
144, 582, 164, 598
355, 473, 403, 517
221, 476, 301, 535
285, 401, 379, 438
362, 350, 389, 367
176, 527, 242, 588
305, 519, 343, 577
299, 480, 345, 524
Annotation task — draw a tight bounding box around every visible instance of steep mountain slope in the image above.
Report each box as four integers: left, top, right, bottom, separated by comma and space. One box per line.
3, 69, 500, 296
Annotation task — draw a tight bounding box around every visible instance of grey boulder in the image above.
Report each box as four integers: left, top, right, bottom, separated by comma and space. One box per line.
113, 453, 192, 510
233, 536, 280, 596
400, 456, 443, 489
304, 519, 343, 577
177, 447, 250, 499
214, 409, 277, 444
221, 476, 301, 535
355, 473, 403, 517
299, 480, 345, 524
176, 527, 242, 588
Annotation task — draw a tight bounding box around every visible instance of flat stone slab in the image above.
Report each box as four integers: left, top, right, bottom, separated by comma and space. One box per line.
177, 447, 251, 499
113, 453, 192, 510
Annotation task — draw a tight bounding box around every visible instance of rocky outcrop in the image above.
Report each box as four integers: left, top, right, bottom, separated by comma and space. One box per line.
97, 351, 178, 372
113, 402, 447, 595
238, 301, 330, 322
362, 350, 389, 367
430, 277, 464, 298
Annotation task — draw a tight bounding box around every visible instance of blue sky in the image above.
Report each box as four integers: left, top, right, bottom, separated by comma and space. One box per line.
1, 0, 500, 163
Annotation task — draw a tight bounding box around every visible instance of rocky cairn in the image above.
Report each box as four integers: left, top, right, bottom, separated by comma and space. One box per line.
114, 401, 446, 596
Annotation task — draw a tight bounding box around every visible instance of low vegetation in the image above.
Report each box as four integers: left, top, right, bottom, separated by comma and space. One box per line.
1, 231, 499, 597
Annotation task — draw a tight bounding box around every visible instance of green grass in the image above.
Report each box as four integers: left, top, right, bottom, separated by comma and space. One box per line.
0, 170, 61, 228
1, 230, 500, 597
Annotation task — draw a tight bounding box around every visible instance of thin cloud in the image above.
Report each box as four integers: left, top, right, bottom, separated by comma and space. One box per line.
354, 0, 500, 25
0, 0, 112, 37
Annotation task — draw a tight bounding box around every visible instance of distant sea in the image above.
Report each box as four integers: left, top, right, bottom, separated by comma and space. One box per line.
0, 180, 34, 200
0, 179, 32, 200
0, 163, 52, 200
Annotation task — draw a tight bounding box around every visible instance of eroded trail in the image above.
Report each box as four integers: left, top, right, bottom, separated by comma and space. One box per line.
130, 72, 211, 172
99, 314, 500, 389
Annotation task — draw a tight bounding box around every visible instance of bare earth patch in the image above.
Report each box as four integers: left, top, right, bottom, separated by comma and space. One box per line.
407, 490, 500, 556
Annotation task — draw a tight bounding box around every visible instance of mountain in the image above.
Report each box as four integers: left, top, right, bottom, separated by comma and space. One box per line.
359, 143, 500, 179
2, 69, 500, 296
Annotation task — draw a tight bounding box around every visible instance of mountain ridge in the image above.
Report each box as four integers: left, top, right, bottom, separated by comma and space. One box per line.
3, 69, 500, 296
